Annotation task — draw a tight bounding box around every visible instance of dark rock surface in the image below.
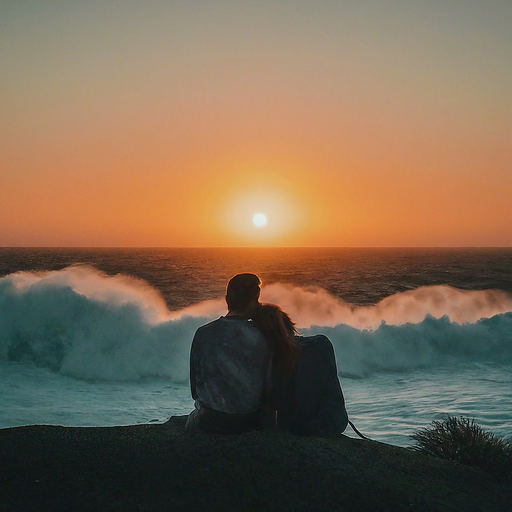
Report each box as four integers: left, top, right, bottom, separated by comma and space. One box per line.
1, 415, 511, 511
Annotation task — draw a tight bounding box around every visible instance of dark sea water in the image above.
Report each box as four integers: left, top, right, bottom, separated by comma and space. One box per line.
2, 247, 512, 309
1, 247, 511, 446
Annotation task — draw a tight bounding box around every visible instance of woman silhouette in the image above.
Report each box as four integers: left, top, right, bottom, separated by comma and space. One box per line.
253, 303, 348, 438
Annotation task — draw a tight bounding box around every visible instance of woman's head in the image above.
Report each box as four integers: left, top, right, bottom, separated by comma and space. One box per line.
255, 303, 295, 337
253, 303, 299, 372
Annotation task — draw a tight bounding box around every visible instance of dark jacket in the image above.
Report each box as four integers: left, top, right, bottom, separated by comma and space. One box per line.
274, 334, 348, 438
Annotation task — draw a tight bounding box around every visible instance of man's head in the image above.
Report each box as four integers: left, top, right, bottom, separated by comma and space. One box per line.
225, 273, 261, 316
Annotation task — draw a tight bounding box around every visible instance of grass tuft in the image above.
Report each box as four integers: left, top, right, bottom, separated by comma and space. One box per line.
411, 416, 512, 479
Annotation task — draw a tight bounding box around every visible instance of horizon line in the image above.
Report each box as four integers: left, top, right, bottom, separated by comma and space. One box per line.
1, 246, 512, 250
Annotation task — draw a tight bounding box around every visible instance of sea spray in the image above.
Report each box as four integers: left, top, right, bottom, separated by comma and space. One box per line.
261, 282, 512, 329
310, 314, 512, 378
0, 267, 211, 381
1, 266, 512, 382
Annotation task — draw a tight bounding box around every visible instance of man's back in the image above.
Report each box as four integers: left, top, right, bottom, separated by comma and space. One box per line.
190, 316, 270, 415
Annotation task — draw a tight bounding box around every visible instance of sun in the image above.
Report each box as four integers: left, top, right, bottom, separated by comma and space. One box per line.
252, 213, 267, 228
222, 186, 303, 245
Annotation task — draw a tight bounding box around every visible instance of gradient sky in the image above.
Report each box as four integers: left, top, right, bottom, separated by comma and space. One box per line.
1, 1, 511, 247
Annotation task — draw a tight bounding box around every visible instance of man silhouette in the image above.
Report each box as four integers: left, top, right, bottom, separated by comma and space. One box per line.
186, 273, 270, 434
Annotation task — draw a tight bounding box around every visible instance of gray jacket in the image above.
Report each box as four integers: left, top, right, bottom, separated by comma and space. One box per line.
190, 316, 270, 414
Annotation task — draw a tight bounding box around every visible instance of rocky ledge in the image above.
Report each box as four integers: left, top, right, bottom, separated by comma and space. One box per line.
1, 416, 510, 511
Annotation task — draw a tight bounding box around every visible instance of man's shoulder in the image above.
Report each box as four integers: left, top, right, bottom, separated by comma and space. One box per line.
194, 316, 266, 345
194, 317, 226, 337
194, 316, 253, 334
196, 317, 224, 330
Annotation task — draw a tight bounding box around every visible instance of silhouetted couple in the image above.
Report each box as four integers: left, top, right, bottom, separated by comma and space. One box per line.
186, 273, 348, 437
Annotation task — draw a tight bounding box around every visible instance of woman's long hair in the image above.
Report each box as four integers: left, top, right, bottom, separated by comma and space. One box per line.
253, 303, 300, 374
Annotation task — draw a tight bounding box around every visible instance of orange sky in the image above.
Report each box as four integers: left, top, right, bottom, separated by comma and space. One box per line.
1, 2, 511, 247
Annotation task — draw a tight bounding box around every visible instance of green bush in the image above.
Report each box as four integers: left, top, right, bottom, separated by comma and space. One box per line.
411, 416, 512, 479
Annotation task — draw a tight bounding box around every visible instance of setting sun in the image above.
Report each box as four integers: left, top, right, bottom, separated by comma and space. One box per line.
219, 179, 305, 246
252, 213, 267, 228
1, 2, 510, 248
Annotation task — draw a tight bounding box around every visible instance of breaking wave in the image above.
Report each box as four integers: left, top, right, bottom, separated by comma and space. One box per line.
1, 266, 511, 381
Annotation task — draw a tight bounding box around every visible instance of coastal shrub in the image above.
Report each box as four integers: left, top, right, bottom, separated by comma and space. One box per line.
411, 416, 512, 479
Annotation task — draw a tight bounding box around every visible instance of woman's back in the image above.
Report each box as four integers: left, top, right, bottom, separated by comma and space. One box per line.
276, 334, 348, 437
253, 303, 348, 438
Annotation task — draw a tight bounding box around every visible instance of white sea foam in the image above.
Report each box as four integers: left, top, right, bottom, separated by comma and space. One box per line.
261, 282, 512, 329
1, 266, 512, 381
0, 266, 207, 381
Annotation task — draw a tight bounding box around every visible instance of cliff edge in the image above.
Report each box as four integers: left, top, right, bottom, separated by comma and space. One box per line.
1, 416, 510, 511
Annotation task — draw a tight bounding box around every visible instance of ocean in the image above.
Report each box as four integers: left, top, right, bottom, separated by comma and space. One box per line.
1, 247, 511, 446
